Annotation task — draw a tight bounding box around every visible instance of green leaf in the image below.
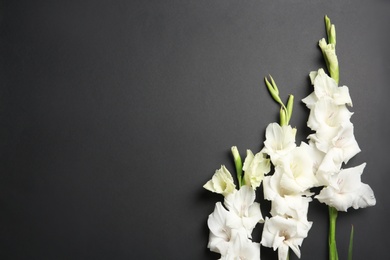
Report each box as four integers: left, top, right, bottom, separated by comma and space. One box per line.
348, 225, 354, 260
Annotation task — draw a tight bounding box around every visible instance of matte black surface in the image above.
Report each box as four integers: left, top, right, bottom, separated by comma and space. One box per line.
0, 1, 389, 259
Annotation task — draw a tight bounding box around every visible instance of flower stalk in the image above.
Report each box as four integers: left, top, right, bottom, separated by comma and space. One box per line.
322, 16, 340, 260
328, 206, 339, 260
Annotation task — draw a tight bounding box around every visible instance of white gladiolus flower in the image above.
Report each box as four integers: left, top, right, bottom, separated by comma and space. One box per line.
306, 98, 353, 132
302, 68, 352, 108
261, 216, 312, 260
207, 199, 262, 258
243, 149, 271, 189
263, 167, 312, 200
263, 167, 312, 220
309, 121, 360, 157
312, 123, 361, 186
271, 194, 312, 221
222, 229, 261, 260
278, 145, 318, 194
315, 163, 376, 211
203, 165, 236, 196
264, 123, 297, 164
224, 186, 264, 237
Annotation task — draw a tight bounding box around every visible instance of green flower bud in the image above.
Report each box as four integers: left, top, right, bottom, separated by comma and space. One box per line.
325, 15, 336, 45
286, 94, 294, 123
265, 76, 283, 106
231, 146, 244, 187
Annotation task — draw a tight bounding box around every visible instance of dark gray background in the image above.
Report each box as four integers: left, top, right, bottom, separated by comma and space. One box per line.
0, 0, 388, 259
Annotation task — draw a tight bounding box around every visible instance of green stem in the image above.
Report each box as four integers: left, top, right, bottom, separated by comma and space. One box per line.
329, 206, 339, 260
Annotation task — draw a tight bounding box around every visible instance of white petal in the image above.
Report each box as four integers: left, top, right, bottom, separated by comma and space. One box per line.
278, 243, 289, 260
334, 86, 353, 106
229, 229, 261, 259
337, 163, 366, 192
309, 70, 318, 84
207, 202, 232, 254
331, 122, 361, 163
263, 170, 285, 200
207, 202, 231, 238
352, 183, 376, 209
242, 149, 255, 172
302, 92, 318, 109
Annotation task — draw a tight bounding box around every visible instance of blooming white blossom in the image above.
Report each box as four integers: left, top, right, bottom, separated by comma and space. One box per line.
315, 163, 376, 211
221, 229, 261, 260
207, 195, 262, 259
306, 98, 353, 132
203, 165, 236, 196
242, 149, 271, 189
224, 185, 264, 237
309, 122, 360, 156
263, 123, 297, 164
263, 163, 313, 220
271, 195, 312, 221
277, 145, 318, 194
302, 68, 352, 108
261, 216, 312, 260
